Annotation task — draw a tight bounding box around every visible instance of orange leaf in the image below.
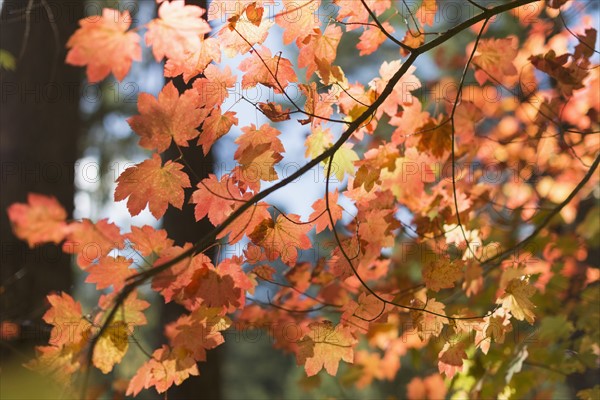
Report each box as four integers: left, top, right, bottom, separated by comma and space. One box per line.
145, 0, 210, 62
66, 9, 141, 82
114, 154, 191, 219
275, 0, 321, 45
296, 320, 357, 376
128, 82, 205, 153
239, 46, 297, 93
7, 193, 68, 247
249, 214, 312, 265
85, 256, 135, 292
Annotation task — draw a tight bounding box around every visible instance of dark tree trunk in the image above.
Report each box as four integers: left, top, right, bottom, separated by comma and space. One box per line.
0, 0, 82, 363
160, 1, 223, 398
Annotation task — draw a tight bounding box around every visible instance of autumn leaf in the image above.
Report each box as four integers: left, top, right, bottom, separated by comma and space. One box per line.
66, 9, 141, 82
410, 298, 447, 341
7, 193, 68, 247
497, 277, 536, 324
126, 345, 199, 396
471, 37, 518, 85
438, 342, 467, 378
166, 306, 231, 361
192, 64, 237, 108
164, 37, 221, 83
43, 292, 88, 347
258, 102, 291, 122
422, 259, 463, 292
296, 320, 357, 376
191, 174, 245, 226
98, 290, 150, 327
275, 0, 321, 45
197, 108, 239, 155
298, 25, 342, 79
63, 219, 124, 269
218, 4, 273, 57
85, 256, 135, 292
357, 23, 394, 56
249, 214, 312, 265
417, 117, 452, 159
328, 144, 359, 181
145, 0, 210, 62
309, 189, 344, 233
115, 154, 190, 219
93, 321, 130, 374
128, 82, 205, 153
125, 225, 173, 258
239, 46, 297, 93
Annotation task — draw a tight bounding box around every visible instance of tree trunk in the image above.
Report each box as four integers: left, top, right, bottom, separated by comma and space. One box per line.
159, 1, 223, 398
0, 0, 82, 363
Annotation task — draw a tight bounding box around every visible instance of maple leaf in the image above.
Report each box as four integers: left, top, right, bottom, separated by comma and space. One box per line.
114, 154, 191, 219
235, 124, 284, 182
166, 306, 231, 361
249, 214, 312, 265
125, 225, 173, 257
126, 345, 199, 396
410, 298, 447, 341
438, 342, 467, 378
416, 0, 438, 27
401, 31, 424, 56
217, 201, 272, 244
530, 50, 589, 96
128, 82, 204, 153
98, 290, 150, 327
197, 108, 239, 155
406, 374, 448, 400
497, 277, 536, 324
192, 64, 237, 108
191, 174, 245, 226
145, 0, 211, 62
7, 193, 68, 247
341, 293, 387, 333
309, 189, 344, 233
275, 0, 321, 45
472, 37, 518, 85
357, 23, 394, 56
151, 247, 212, 303
218, 4, 273, 57
43, 292, 88, 347
63, 218, 124, 269
164, 37, 222, 83
298, 25, 342, 79
239, 46, 297, 93
417, 117, 452, 159
66, 9, 141, 83
300, 83, 334, 125
85, 256, 135, 292
422, 259, 463, 292
183, 265, 243, 312
258, 102, 291, 122
93, 320, 129, 374
296, 320, 357, 376
328, 144, 359, 181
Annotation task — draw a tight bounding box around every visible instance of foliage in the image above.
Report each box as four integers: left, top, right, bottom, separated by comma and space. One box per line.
5, 0, 600, 398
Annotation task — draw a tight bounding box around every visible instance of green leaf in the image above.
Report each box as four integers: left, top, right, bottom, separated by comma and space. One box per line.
0, 49, 16, 71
